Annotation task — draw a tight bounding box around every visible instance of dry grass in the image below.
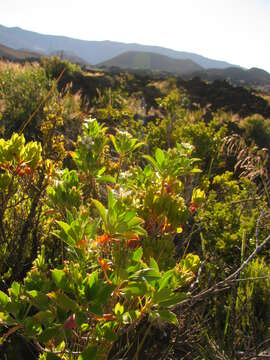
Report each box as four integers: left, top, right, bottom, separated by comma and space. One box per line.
85, 71, 105, 78
255, 91, 270, 105
222, 134, 269, 180
149, 79, 173, 94
263, 95, 270, 105
0, 60, 40, 74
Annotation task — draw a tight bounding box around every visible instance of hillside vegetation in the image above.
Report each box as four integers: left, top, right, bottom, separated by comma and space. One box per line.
0, 58, 270, 359
190, 66, 270, 86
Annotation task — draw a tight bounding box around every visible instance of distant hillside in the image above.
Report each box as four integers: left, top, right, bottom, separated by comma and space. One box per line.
189, 67, 270, 86
0, 43, 40, 61
0, 24, 235, 69
50, 50, 89, 66
98, 51, 203, 75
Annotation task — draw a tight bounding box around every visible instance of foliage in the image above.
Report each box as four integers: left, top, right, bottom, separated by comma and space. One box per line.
42, 56, 82, 80
0, 133, 45, 281
240, 114, 270, 150
0, 64, 51, 139
0, 116, 204, 358
0, 60, 270, 359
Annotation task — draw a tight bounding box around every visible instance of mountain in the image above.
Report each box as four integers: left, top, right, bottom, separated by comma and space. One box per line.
99, 52, 270, 86
98, 51, 203, 75
1, 24, 269, 86
189, 66, 270, 86
0, 24, 235, 69
0, 43, 40, 61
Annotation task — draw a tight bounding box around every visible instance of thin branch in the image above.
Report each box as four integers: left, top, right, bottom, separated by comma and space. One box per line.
175, 233, 270, 309
34, 341, 81, 355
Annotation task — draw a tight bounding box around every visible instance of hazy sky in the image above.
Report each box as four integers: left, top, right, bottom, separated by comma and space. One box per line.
0, 0, 269, 71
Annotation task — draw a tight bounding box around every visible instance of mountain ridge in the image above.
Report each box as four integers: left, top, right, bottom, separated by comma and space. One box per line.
0, 24, 236, 69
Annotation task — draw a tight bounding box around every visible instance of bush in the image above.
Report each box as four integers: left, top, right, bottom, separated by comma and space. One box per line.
0, 64, 51, 140
240, 114, 270, 150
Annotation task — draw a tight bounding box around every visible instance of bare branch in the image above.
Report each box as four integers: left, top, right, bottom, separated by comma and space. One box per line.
176, 233, 270, 309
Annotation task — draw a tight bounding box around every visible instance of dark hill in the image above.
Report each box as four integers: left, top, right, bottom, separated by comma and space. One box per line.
177, 77, 270, 118
189, 66, 270, 86
98, 51, 203, 75
0, 43, 40, 61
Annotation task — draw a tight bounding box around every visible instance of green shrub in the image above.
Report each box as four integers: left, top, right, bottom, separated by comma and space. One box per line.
240, 114, 270, 149
0, 65, 51, 140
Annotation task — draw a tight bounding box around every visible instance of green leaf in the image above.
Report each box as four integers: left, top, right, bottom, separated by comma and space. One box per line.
158, 270, 174, 291
27, 293, 50, 310
128, 216, 144, 227
26, 290, 39, 299
153, 288, 172, 304
97, 175, 116, 183
84, 271, 99, 301
132, 141, 144, 152
143, 164, 152, 176
158, 292, 187, 307
130, 268, 161, 282
0, 312, 17, 326
78, 345, 98, 360
0, 290, 10, 309
57, 221, 70, 236
107, 189, 116, 211
97, 284, 114, 304
34, 310, 55, 326
56, 221, 76, 247
11, 282, 20, 298
89, 303, 103, 315
46, 354, 61, 360
97, 166, 106, 176
122, 282, 148, 296
109, 134, 119, 154
122, 310, 140, 324
75, 311, 88, 326
56, 293, 78, 312
157, 310, 179, 326
103, 327, 118, 341
38, 325, 63, 343
190, 168, 202, 173
92, 199, 107, 226
155, 148, 165, 166
124, 210, 137, 223
132, 247, 143, 262
150, 257, 160, 274
51, 269, 65, 289
143, 155, 159, 171
87, 270, 99, 288
114, 302, 124, 315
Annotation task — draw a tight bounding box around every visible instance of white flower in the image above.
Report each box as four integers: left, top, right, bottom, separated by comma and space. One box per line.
84, 117, 97, 124
117, 130, 131, 138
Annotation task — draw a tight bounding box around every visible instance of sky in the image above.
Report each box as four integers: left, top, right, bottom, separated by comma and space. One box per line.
0, 0, 269, 71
